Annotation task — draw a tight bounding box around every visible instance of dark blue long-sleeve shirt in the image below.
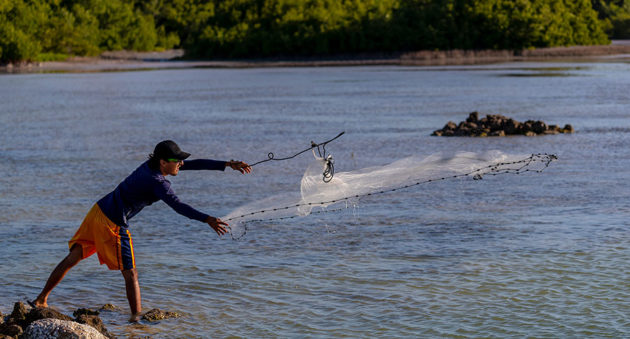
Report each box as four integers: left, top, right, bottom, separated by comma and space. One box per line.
97, 159, 226, 227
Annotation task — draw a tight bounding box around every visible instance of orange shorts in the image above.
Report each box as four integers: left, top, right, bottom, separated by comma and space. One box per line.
69, 204, 135, 270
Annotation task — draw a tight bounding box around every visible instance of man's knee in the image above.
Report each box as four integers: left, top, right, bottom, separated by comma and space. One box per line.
64, 244, 84, 266
122, 268, 138, 281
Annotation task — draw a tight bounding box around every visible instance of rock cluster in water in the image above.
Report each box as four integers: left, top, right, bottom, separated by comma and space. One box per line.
431, 112, 574, 137
0, 302, 183, 338
141, 309, 181, 322
0, 302, 114, 339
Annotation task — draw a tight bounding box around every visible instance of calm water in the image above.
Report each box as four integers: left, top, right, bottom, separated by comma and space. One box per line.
1, 62, 629, 338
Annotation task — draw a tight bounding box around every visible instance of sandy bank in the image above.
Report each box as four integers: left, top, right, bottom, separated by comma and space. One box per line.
3, 42, 630, 73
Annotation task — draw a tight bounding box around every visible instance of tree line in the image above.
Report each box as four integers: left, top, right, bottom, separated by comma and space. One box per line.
0, 0, 627, 63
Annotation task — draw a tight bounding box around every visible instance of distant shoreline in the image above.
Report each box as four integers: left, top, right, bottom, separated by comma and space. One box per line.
3, 42, 630, 73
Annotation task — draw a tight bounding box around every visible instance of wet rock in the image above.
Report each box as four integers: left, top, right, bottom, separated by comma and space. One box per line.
23, 318, 106, 339
0, 323, 23, 338
489, 130, 506, 137
75, 314, 113, 339
25, 307, 73, 328
562, 124, 574, 133
8, 302, 28, 325
141, 309, 181, 322
74, 308, 100, 317
432, 112, 574, 137
466, 111, 479, 123
99, 304, 120, 311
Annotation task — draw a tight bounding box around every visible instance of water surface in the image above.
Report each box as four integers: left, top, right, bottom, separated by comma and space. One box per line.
1, 62, 629, 337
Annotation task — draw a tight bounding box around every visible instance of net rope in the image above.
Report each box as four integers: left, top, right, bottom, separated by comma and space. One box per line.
224, 151, 557, 240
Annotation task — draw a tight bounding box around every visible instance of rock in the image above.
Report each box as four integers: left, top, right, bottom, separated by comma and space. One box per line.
73, 309, 100, 317
504, 119, 520, 134
466, 111, 479, 123
431, 112, 573, 137
0, 323, 23, 337
23, 318, 107, 339
8, 302, 28, 325
141, 309, 181, 322
25, 307, 73, 328
99, 304, 120, 311
75, 315, 113, 338
444, 121, 457, 130
531, 120, 547, 134
562, 124, 574, 133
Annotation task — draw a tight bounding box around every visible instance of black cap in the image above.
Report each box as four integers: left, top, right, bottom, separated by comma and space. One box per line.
153, 140, 191, 160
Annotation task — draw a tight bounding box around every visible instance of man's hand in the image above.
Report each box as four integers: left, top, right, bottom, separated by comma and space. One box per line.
227, 160, 252, 174
205, 216, 228, 236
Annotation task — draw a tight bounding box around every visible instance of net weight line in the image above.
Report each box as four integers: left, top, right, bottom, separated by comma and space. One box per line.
249, 131, 344, 183
226, 153, 557, 239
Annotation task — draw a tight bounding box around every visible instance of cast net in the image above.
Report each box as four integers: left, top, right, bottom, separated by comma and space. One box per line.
222, 150, 557, 239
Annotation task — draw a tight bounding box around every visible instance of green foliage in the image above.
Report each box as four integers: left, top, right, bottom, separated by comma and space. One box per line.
0, 0, 615, 63
593, 0, 630, 38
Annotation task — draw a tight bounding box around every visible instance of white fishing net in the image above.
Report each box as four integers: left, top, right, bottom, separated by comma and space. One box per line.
223, 150, 556, 239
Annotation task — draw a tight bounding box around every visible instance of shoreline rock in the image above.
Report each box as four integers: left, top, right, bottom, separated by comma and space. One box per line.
0, 302, 183, 338
0, 302, 113, 339
23, 319, 106, 339
431, 112, 574, 137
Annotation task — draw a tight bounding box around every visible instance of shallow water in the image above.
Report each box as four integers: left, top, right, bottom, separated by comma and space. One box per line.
1, 62, 629, 337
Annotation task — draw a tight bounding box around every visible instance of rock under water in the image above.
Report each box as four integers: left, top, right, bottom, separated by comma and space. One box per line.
141, 309, 181, 322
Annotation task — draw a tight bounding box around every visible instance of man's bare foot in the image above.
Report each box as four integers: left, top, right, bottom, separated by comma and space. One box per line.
28, 299, 48, 309
129, 313, 142, 323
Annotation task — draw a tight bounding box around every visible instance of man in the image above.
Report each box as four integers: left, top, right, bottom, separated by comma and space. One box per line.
30, 140, 251, 322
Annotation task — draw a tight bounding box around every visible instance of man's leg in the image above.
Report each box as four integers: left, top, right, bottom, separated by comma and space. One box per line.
32, 244, 84, 308
122, 268, 142, 322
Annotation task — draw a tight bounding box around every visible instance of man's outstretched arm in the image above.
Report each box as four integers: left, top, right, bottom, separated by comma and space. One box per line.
180, 159, 251, 174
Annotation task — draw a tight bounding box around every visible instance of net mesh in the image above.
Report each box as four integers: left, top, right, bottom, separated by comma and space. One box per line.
223, 150, 556, 239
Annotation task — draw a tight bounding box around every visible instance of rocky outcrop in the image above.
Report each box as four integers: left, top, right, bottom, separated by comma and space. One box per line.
23, 319, 106, 339
141, 309, 180, 322
431, 112, 574, 137
0, 302, 113, 339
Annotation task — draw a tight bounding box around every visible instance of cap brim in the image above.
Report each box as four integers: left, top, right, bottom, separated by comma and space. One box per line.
178, 152, 191, 160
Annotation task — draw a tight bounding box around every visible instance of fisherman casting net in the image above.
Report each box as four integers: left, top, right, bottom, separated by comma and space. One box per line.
223, 149, 557, 239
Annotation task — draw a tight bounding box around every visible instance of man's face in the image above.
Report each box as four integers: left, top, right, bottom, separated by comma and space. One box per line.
160, 159, 183, 176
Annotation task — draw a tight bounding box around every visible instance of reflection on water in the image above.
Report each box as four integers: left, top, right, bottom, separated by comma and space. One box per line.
1, 63, 629, 337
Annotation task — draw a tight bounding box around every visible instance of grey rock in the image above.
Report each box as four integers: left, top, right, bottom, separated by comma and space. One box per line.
23, 318, 107, 339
